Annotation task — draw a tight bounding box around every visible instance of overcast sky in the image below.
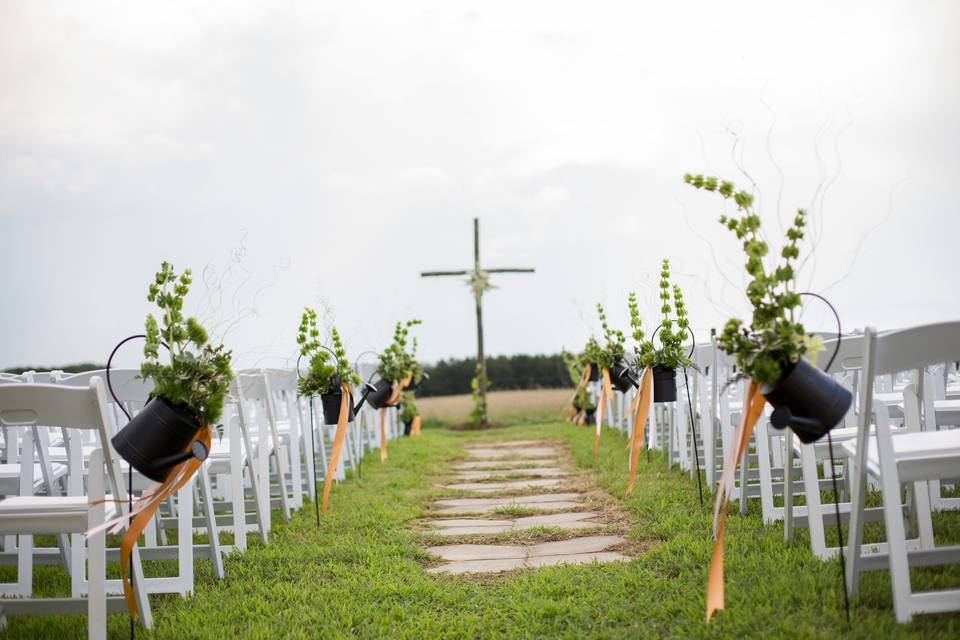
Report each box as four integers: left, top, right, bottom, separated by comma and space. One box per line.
2, 1, 958, 370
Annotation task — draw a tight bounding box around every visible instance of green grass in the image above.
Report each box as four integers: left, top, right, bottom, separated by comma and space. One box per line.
2, 421, 959, 638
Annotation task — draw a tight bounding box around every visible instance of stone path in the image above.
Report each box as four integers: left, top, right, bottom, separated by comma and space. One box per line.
424, 440, 630, 574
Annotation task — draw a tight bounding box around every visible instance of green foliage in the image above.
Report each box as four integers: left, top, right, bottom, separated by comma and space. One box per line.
593, 304, 626, 369
561, 348, 594, 412
560, 348, 584, 386
630, 260, 694, 370
398, 390, 418, 424
140, 262, 233, 424
581, 335, 603, 368
296, 308, 360, 397
685, 173, 810, 383
469, 362, 489, 424
377, 319, 423, 383
417, 353, 569, 397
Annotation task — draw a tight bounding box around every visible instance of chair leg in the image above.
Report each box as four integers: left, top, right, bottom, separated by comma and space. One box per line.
130, 546, 153, 629
271, 449, 292, 522
87, 502, 106, 640
17, 534, 32, 597
199, 466, 225, 579
800, 444, 829, 559
876, 428, 914, 623
913, 481, 935, 550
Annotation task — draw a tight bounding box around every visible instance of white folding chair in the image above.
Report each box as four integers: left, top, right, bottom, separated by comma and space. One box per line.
0, 378, 152, 638
845, 322, 960, 622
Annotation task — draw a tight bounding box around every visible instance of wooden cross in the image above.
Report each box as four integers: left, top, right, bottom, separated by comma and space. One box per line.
421, 218, 534, 424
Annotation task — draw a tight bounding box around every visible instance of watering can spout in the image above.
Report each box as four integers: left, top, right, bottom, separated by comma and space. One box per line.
353, 382, 377, 413
145, 440, 209, 475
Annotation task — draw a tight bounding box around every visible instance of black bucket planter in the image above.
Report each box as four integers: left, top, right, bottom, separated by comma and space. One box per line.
366, 378, 395, 410
609, 363, 635, 393
111, 396, 202, 483
587, 363, 601, 382
584, 409, 597, 423
321, 389, 356, 425
763, 358, 853, 444
402, 421, 412, 436
652, 365, 678, 403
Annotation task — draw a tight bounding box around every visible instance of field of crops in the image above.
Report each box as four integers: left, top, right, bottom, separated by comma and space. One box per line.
417, 388, 573, 424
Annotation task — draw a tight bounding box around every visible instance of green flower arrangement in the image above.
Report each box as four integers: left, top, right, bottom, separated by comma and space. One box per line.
684, 173, 819, 384
582, 336, 602, 369
296, 308, 360, 397
592, 303, 626, 369
629, 259, 694, 370
398, 390, 419, 424
377, 319, 422, 383
141, 262, 233, 424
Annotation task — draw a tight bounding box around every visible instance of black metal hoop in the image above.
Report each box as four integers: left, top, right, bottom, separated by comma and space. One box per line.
649, 323, 697, 360
106, 334, 169, 421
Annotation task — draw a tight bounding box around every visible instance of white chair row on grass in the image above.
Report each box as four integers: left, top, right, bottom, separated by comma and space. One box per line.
587, 320, 960, 623
0, 364, 403, 638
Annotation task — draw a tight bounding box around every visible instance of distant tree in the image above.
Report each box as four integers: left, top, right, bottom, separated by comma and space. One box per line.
3, 362, 106, 375
416, 353, 569, 397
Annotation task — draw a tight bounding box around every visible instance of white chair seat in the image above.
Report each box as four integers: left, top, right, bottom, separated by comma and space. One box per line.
932, 399, 960, 425
0, 462, 69, 494
47, 445, 98, 463
842, 430, 960, 484
0, 496, 119, 533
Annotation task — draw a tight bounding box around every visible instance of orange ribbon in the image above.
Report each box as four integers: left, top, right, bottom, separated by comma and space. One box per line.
594, 367, 614, 463
378, 407, 389, 462
706, 381, 766, 622
625, 384, 642, 450
379, 373, 412, 461
117, 425, 212, 617
626, 366, 653, 494
321, 383, 352, 513
411, 414, 422, 437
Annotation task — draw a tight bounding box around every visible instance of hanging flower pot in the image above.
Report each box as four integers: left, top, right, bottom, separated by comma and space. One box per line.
111, 396, 203, 483
321, 387, 356, 425
763, 357, 852, 444
609, 363, 635, 393
366, 378, 395, 410
587, 363, 601, 382
652, 365, 677, 403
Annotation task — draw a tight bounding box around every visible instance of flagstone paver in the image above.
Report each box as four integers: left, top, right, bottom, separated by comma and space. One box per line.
454, 468, 568, 481
443, 478, 562, 492
432, 493, 583, 515
452, 459, 557, 470
427, 536, 628, 574
426, 511, 600, 536
433, 500, 582, 515
466, 447, 559, 459
464, 440, 547, 449
425, 440, 631, 574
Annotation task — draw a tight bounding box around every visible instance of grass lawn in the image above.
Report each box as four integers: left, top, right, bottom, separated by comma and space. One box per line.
2, 420, 959, 638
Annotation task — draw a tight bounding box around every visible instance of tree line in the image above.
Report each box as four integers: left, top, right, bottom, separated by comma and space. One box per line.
417, 353, 570, 397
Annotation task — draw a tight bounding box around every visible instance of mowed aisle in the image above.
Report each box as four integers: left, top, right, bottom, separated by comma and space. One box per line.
422, 440, 632, 573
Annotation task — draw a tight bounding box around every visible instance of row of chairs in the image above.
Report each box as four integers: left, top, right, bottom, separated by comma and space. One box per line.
592, 320, 960, 622
0, 364, 402, 638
